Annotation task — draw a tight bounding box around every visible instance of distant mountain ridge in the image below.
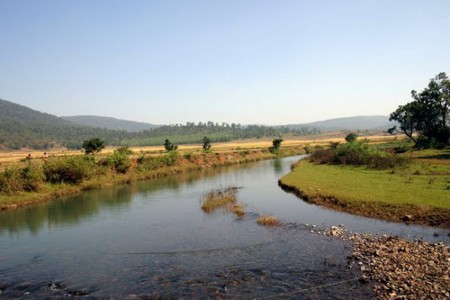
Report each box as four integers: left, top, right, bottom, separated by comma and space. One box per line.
1, 98, 395, 150
62, 115, 159, 132
286, 115, 395, 131
0, 98, 127, 149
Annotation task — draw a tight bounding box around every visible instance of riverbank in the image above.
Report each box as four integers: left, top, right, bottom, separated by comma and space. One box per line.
317, 226, 450, 299
279, 153, 450, 228
0, 148, 303, 211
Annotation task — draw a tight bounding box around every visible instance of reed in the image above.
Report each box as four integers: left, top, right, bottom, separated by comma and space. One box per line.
256, 215, 279, 226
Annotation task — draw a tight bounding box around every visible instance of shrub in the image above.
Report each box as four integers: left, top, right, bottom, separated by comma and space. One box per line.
269, 138, 283, 154
136, 152, 179, 172
116, 146, 133, 155
0, 163, 45, 194
183, 152, 193, 160
345, 133, 358, 143
108, 150, 132, 174
304, 145, 313, 154
202, 136, 211, 151
164, 139, 178, 152
43, 155, 95, 184
0, 167, 23, 195
310, 148, 338, 164
310, 140, 409, 170
367, 153, 410, 170
82, 138, 105, 154
21, 163, 44, 192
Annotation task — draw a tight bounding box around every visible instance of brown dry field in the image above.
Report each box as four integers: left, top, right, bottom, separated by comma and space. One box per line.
0, 133, 400, 167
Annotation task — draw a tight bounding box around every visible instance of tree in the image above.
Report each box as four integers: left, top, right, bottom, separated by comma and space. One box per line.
345, 133, 358, 143
270, 138, 283, 154
390, 72, 450, 147
164, 139, 177, 152
202, 136, 211, 150
82, 138, 105, 154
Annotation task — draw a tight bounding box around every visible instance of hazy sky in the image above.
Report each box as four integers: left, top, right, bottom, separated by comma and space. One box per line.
1, 1, 449, 125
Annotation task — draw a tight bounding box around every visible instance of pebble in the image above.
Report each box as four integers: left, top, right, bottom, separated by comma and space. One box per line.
316, 226, 450, 299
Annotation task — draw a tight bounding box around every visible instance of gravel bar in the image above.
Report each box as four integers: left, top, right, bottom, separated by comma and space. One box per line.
316, 225, 450, 299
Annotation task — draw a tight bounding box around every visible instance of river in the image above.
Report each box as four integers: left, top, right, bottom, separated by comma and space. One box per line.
0, 155, 448, 298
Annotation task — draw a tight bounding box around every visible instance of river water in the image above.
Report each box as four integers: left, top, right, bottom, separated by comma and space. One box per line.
0, 156, 448, 298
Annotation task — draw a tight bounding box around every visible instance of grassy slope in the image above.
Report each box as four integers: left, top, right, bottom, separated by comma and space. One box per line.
279, 148, 450, 227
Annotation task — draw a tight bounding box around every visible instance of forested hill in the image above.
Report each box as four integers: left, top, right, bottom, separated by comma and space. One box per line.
287, 116, 395, 131
0, 99, 127, 150
61, 115, 159, 132
0, 99, 321, 150
123, 122, 321, 146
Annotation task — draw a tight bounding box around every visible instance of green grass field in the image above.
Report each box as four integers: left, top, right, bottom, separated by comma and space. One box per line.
281, 160, 449, 209
279, 147, 450, 226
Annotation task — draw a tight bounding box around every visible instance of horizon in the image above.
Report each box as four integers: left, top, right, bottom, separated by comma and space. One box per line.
2, 96, 390, 126
1, 1, 449, 125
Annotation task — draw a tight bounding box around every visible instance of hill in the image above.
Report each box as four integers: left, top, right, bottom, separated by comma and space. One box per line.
61, 115, 159, 132
286, 116, 395, 131
0, 99, 127, 150
0, 99, 319, 150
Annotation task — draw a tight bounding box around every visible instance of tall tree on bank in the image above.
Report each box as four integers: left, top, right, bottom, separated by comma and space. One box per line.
390, 72, 450, 147
82, 138, 105, 154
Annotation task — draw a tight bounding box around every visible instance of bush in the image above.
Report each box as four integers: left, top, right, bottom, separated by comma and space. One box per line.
368, 154, 410, 170
309, 140, 409, 169
0, 167, 24, 195
82, 138, 105, 154
136, 152, 179, 172
310, 148, 338, 164
108, 150, 132, 174
345, 133, 358, 143
0, 163, 45, 194
21, 163, 44, 192
43, 155, 95, 184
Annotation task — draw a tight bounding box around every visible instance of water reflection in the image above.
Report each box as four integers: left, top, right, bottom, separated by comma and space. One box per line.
272, 158, 284, 174
0, 162, 258, 235
0, 155, 448, 298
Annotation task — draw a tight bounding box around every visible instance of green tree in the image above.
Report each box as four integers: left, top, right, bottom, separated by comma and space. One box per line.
82, 138, 105, 154
270, 138, 283, 154
345, 133, 358, 143
164, 139, 178, 152
390, 72, 450, 147
202, 136, 211, 150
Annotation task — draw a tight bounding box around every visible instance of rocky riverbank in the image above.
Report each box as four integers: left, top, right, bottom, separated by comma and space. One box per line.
316, 226, 450, 299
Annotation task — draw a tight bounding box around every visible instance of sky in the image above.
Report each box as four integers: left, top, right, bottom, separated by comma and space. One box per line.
1, 1, 449, 125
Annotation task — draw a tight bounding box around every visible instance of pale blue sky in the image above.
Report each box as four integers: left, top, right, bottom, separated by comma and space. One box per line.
1, 1, 449, 125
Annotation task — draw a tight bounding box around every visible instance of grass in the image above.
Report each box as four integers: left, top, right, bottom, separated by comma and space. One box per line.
201, 187, 246, 217
201, 187, 238, 213
231, 204, 245, 217
279, 147, 450, 227
256, 215, 279, 226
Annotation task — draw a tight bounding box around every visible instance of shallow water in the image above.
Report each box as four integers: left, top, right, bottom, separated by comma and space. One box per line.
0, 156, 448, 298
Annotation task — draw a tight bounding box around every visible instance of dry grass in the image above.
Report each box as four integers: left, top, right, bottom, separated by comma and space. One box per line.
201, 187, 239, 213
231, 204, 245, 217
0, 134, 401, 165
256, 215, 279, 226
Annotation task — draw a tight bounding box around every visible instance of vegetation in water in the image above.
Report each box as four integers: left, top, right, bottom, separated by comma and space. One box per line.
201, 187, 239, 213
1, 145, 301, 210
256, 215, 279, 226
